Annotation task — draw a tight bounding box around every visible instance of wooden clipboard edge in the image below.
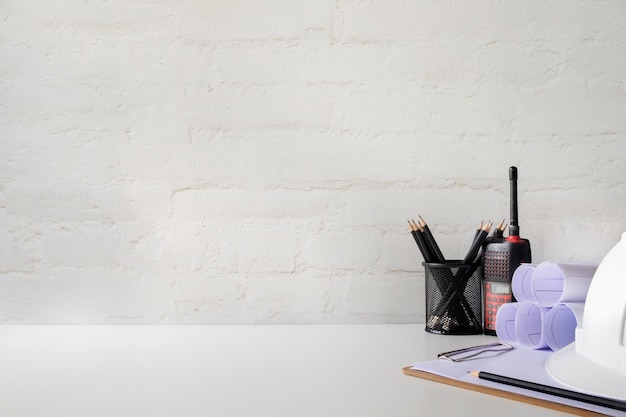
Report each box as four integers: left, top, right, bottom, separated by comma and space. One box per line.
402, 366, 608, 417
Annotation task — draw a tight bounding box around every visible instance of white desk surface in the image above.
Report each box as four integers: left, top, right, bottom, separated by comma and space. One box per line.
0, 324, 572, 417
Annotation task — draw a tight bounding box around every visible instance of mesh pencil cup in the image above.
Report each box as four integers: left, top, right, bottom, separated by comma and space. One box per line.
423, 261, 483, 335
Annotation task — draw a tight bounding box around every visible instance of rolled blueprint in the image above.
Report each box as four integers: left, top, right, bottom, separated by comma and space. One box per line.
515, 302, 551, 350
511, 263, 537, 302
530, 262, 598, 307
544, 303, 585, 352
495, 302, 520, 346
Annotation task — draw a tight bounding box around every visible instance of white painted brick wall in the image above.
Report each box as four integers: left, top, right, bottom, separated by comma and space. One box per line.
1, 0, 625, 324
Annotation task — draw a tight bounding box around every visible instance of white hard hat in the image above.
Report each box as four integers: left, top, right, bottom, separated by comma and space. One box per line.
547, 231, 626, 401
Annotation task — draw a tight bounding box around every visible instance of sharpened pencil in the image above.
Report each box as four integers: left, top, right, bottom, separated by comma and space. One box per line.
473, 221, 483, 241
463, 221, 491, 264
408, 220, 431, 262
469, 371, 626, 412
418, 215, 446, 263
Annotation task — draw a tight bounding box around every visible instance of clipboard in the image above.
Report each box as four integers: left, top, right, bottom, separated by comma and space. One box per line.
402, 346, 622, 417
402, 366, 606, 417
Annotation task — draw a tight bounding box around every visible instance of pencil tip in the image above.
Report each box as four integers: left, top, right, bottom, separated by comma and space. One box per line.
468, 371, 479, 377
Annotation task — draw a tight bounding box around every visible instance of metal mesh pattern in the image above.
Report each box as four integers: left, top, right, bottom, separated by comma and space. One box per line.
424, 262, 483, 335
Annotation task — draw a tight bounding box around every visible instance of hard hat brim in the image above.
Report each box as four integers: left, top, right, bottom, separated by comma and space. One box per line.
547, 342, 626, 402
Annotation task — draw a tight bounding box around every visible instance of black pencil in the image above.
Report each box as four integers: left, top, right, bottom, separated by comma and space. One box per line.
408, 220, 432, 262
411, 220, 433, 261
488, 219, 505, 238
469, 371, 626, 412
473, 221, 483, 241
462, 221, 491, 264
418, 215, 446, 263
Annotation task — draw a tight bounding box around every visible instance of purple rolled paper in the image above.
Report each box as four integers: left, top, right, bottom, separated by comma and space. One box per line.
544, 303, 585, 351
515, 302, 551, 349
511, 263, 537, 302
495, 302, 520, 346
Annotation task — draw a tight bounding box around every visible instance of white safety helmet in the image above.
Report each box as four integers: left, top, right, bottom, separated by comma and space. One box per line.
547, 231, 626, 400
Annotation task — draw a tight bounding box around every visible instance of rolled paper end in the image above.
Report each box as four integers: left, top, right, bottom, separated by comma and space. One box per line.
511, 264, 537, 302
515, 302, 550, 350
495, 302, 520, 346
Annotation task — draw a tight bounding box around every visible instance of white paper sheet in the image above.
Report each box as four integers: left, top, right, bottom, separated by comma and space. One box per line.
410, 345, 626, 416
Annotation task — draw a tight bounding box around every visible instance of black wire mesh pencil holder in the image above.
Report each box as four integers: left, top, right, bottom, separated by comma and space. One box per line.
423, 261, 483, 335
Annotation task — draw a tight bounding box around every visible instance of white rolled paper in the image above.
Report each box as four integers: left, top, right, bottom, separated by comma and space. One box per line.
530, 262, 598, 307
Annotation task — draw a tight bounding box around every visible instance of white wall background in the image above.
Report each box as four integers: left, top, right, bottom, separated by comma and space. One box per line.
1, 0, 625, 324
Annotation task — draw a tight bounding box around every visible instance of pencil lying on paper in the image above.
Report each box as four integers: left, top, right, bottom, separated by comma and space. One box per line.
469, 371, 626, 412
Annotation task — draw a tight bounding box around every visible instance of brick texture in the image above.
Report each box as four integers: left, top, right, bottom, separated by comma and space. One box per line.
1, 0, 625, 323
